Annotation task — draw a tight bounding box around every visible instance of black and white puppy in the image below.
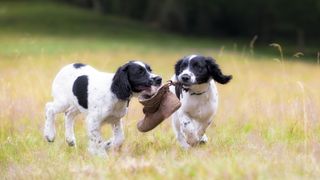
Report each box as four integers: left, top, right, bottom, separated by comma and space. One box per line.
44, 61, 162, 156
170, 55, 232, 148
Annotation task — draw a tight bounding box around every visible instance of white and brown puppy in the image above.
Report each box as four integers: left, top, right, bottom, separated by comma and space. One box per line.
44, 61, 162, 156
170, 55, 232, 148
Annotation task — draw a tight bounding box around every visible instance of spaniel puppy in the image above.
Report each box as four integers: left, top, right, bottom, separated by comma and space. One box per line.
44, 61, 162, 155
170, 55, 232, 148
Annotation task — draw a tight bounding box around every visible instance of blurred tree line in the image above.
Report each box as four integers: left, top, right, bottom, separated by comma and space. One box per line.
59, 0, 320, 46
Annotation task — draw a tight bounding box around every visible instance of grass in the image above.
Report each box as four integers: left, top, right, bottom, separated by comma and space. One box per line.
1, 1, 320, 179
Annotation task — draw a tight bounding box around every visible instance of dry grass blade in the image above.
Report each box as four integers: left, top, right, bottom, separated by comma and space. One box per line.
270, 43, 284, 61
249, 35, 258, 56
293, 52, 304, 58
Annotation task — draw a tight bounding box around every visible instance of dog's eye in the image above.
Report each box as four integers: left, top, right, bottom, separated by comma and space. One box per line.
137, 67, 145, 74
181, 62, 188, 69
146, 66, 152, 72
194, 63, 203, 71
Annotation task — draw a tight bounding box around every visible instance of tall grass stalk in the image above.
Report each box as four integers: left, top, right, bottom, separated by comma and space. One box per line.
293, 52, 304, 58
270, 43, 284, 61
249, 35, 258, 56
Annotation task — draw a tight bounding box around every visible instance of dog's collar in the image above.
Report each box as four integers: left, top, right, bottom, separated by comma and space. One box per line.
174, 81, 210, 100
190, 91, 207, 96
182, 86, 209, 96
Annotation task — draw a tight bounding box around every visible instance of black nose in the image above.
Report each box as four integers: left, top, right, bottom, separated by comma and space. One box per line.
181, 74, 190, 82
152, 76, 162, 86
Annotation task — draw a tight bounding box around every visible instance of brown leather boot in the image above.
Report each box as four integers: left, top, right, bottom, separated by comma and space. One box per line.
137, 82, 181, 132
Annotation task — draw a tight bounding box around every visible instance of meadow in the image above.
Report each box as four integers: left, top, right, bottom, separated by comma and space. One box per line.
0, 1, 320, 179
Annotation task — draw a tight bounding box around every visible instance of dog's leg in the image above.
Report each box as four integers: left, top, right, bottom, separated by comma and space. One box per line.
179, 114, 199, 147
86, 114, 111, 156
196, 120, 212, 144
44, 101, 68, 142
111, 119, 125, 151
64, 107, 79, 146
172, 114, 190, 149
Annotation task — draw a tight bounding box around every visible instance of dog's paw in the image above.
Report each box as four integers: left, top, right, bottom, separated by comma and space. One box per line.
44, 129, 55, 143
199, 134, 208, 144
66, 134, 76, 147
45, 135, 55, 142
66, 138, 76, 147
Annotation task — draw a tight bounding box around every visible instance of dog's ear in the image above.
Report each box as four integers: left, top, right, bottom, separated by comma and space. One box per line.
111, 64, 132, 100
205, 57, 232, 84
174, 59, 183, 77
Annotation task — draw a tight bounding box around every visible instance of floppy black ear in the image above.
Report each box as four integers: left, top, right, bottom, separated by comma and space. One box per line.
205, 57, 232, 84
174, 59, 183, 76
111, 65, 132, 100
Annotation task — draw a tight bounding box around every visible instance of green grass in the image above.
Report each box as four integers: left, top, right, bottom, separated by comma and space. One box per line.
1, 1, 320, 179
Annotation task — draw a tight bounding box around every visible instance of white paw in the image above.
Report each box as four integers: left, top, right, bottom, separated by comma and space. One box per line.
66, 137, 76, 146
44, 127, 55, 142
199, 134, 208, 144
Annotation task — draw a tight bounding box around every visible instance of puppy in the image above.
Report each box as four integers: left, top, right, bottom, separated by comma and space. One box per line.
170, 55, 232, 148
44, 61, 162, 155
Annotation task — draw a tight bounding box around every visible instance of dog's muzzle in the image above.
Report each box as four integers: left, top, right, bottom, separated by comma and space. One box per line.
152, 76, 162, 86
178, 74, 193, 86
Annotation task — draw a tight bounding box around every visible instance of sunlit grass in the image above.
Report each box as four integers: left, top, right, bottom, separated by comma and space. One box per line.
0, 1, 320, 179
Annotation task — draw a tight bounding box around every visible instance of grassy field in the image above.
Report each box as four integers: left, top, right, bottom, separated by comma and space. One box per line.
1, 1, 320, 179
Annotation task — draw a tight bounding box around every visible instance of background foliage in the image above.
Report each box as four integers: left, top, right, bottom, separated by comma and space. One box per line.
63, 0, 320, 46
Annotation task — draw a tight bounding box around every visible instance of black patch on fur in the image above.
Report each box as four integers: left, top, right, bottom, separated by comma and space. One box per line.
175, 55, 232, 85
72, 75, 88, 109
73, 63, 86, 69
111, 65, 132, 101
205, 57, 232, 84
126, 62, 153, 93
111, 61, 154, 101
145, 64, 152, 72
174, 59, 184, 77
174, 59, 185, 99
189, 56, 211, 84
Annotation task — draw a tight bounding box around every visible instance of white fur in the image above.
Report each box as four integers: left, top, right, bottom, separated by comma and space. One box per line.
133, 61, 146, 68
170, 76, 218, 149
188, 55, 197, 61
44, 62, 154, 156
133, 61, 158, 79
177, 68, 196, 84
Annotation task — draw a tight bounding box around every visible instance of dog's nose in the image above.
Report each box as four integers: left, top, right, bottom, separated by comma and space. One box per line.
181, 74, 191, 82
152, 76, 162, 86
